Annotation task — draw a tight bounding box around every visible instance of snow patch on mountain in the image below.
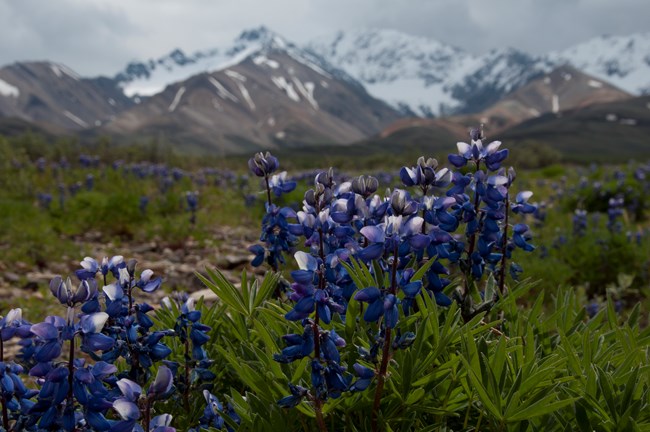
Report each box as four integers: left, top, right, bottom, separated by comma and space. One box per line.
50, 63, 81, 80
168, 86, 186, 112
0, 78, 19, 97
208, 76, 239, 102
226, 70, 255, 110
63, 110, 88, 127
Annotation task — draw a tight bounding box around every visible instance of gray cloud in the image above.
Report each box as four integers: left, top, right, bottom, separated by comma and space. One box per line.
0, 0, 648, 76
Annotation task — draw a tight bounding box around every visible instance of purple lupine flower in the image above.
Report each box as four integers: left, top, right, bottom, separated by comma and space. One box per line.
248, 152, 279, 177
268, 171, 297, 197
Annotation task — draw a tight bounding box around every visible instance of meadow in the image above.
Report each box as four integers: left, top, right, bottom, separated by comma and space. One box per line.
0, 131, 648, 431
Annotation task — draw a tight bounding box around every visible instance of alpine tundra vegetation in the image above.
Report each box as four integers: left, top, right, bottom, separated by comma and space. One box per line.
0, 128, 648, 431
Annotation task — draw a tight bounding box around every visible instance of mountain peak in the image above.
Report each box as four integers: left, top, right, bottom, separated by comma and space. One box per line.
236, 25, 275, 42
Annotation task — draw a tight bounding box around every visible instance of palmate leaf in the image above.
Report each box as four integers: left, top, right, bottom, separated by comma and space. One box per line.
460, 354, 503, 421
506, 394, 578, 422
198, 267, 280, 318
198, 267, 248, 316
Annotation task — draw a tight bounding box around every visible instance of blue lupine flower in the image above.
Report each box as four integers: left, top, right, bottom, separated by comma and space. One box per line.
351, 175, 379, 198
512, 224, 535, 252
147, 414, 176, 432
273, 325, 314, 363
512, 191, 536, 214
392, 330, 417, 350
148, 365, 173, 399
268, 171, 297, 197
76, 257, 101, 280
80, 312, 115, 353
1, 308, 32, 341
353, 287, 399, 328
248, 152, 279, 177
135, 269, 162, 293
250, 203, 297, 270
400, 157, 451, 190
277, 383, 309, 408
448, 129, 508, 171
185, 191, 199, 212
198, 390, 225, 429
357, 214, 429, 261
49, 276, 97, 307
349, 363, 375, 392
112, 378, 142, 432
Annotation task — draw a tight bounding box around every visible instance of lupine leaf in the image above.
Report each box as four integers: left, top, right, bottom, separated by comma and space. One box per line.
507, 395, 578, 422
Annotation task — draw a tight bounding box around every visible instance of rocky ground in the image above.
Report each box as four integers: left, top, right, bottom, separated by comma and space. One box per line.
0, 225, 265, 308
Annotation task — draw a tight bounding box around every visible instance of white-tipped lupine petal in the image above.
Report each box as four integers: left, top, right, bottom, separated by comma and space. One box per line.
117, 378, 142, 400
140, 269, 154, 283
118, 268, 130, 285
81, 312, 109, 334
5, 308, 22, 325
293, 251, 313, 270
487, 175, 509, 186
457, 142, 471, 155
516, 191, 533, 203
113, 398, 140, 421
485, 140, 502, 154
103, 283, 123, 301
151, 414, 173, 427
80, 257, 96, 270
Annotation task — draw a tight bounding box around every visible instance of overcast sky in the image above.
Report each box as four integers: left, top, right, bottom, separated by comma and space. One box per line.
1, 0, 648, 76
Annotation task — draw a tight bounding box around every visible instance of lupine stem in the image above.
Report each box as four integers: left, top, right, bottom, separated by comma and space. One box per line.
183, 335, 191, 412
371, 243, 399, 432
465, 160, 482, 261
0, 337, 9, 432
264, 175, 273, 207
497, 193, 510, 296
312, 227, 327, 432
127, 275, 134, 316
143, 397, 152, 432
67, 329, 76, 429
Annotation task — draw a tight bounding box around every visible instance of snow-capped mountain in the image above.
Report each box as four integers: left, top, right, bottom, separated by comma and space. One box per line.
307, 29, 552, 117
1, 25, 649, 154
114, 26, 356, 98
102, 27, 402, 153
545, 32, 650, 95
307, 29, 650, 118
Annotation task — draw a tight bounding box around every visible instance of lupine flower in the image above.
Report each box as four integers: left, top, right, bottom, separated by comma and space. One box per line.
50, 276, 97, 307
0, 308, 31, 341
148, 414, 176, 432
197, 390, 225, 429
512, 224, 535, 252
277, 383, 309, 408
512, 191, 536, 214
349, 363, 375, 392
269, 171, 297, 197
285, 252, 345, 324
148, 366, 173, 400
135, 269, 162, 293
448, 128, 508, 171
351, 175, 379, 198
248, 152, 279, 177
274, 325, 315, 363
112, 378, 142, 431
353, 287, 399, 328
400, 157, 451, 190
